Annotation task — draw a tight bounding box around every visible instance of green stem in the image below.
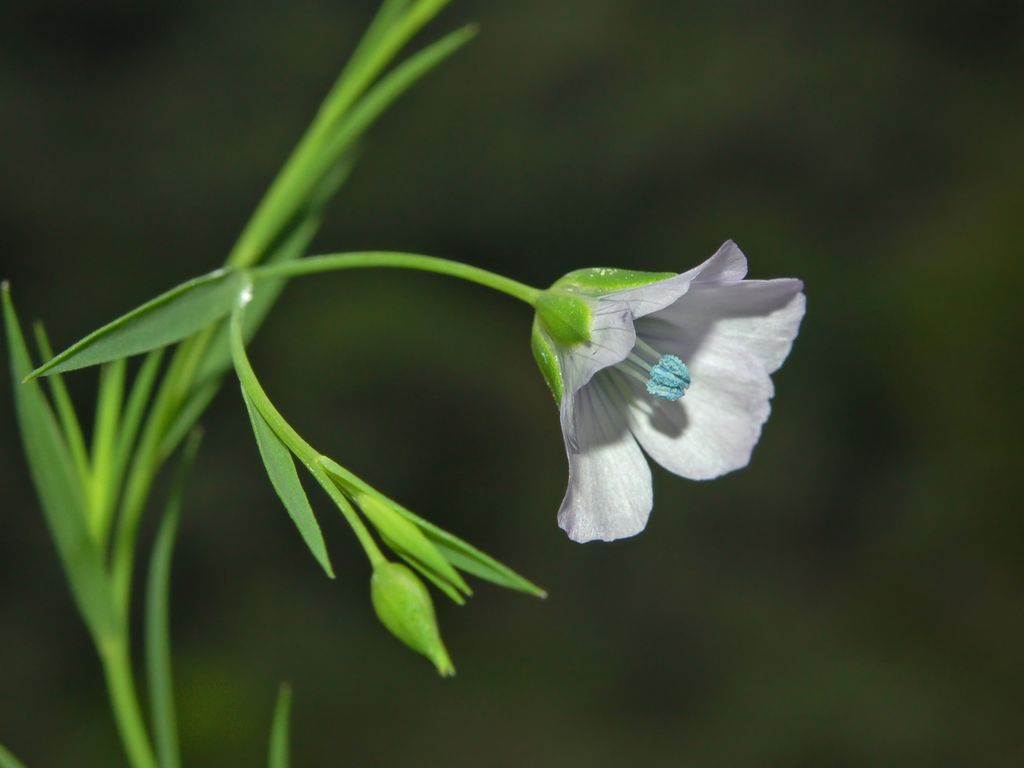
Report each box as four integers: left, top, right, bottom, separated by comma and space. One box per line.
228, 293, 385, 566
253, 252, 541, 307
99, 639, 158, 768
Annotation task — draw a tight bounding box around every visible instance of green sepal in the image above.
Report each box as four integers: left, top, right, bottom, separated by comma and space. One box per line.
534, 291, 591, 348
552, 267, 675, 295
531, 319, 563, 405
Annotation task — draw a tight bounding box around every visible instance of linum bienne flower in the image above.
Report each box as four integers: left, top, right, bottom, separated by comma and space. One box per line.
531, 241, 806, 543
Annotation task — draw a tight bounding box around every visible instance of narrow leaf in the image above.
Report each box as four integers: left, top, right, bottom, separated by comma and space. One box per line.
317, 457, 544, 598
193, 155, 356, 387
156, 378, 220, 463
112, 349, 165, 498
241, 388, 334, 578
267, 684, 293, 768
358, 493, 470, 596
32, 322, 91, 488
0, 742, 28, 768
3, 284, 118, 641
392, 502, 546, 598
26, 268, 245, 379
319, 24, 477, 169
390, 546, 466, 606
145, 429, 200, 768
90, 358, 126, 539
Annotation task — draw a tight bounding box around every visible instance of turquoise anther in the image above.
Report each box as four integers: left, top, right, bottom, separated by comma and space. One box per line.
645, 354, 691, 401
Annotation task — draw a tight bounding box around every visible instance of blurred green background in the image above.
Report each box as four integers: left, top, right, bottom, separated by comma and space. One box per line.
2, 1, 1022, 765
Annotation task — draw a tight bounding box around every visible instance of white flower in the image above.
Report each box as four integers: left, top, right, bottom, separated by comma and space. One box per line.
532, 241, 806, 543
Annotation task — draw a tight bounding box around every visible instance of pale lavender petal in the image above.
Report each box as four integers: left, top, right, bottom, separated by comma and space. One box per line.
559, 300, 636, 398
627, 278, 805, 479
605, 240, 750, 320
558, 379, 652, 542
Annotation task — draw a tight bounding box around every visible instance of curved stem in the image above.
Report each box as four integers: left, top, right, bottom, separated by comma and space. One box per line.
252, 252, 541, 307
229, 295, 385, 566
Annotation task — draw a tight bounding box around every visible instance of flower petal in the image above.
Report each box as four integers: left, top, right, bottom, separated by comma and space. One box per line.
627, 278, 805, 480
605, 240, 749, 320
558, 380, 652, 542
559, 301, 636, 398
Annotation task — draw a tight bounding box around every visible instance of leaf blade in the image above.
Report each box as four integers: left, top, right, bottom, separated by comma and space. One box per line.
267, 684, 293, 768
3, 284, 118, 641
26, 268, 245, 379
241, 387, 334, 578
145, 430, 200, 768
392, 503, 546, 598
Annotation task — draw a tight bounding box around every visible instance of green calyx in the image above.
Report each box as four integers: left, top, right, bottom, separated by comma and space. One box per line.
552, 267, 675, 295
530, 268, 675, 405
534, 291, 592, 347
531, 319, 563, 404
371, 561, 454, 677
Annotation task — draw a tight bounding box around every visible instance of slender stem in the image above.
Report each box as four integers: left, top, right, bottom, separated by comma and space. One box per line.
253, 252, 541, 307
229, 294, 385, 566
99, 639, 158, 768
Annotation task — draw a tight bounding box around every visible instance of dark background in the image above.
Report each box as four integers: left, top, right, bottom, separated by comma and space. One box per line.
2, 1, 1022, 765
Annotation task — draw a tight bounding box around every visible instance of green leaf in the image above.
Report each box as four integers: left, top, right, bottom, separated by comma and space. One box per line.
241, 388, 334, 578
32, 322, 91, 488
145, 429, 200, 768
357, 492, 471, 598
3, 283, 118, 642
193, 155, 356, 387
317, 24, 478, 170
317, 457, 545, 599
267, 684, 293, 768
26, 268, 246, 380
391, 502, 546, 599
0, 742, 28, 768
90, 358, 126, 539
390, 546, 466, 606
112, 349, 165, 501
157, 378, 220, 463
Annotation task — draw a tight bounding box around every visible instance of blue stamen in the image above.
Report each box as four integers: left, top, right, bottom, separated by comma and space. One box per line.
645, 354, 691, 401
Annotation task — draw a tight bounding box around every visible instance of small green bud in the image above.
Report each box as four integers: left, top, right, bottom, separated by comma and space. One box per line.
371, 561, 455, 677
535, 290, 592, 348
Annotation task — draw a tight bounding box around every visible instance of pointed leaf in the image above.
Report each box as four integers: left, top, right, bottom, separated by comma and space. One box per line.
32, 322, 91, 486
145, 430, 200, 768
241, 388, 334, 578
317, 457, 544, 598
193, 155, 355, 386
3, 284, 118, 642
390, 546, 466, 606
26, 268, 245, 379
357, 492, 470, 596
267, 684, 293, 768
391, 502, 546, 599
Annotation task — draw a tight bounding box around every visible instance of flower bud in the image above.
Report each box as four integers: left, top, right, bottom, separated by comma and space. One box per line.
370, 561, 455, 676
